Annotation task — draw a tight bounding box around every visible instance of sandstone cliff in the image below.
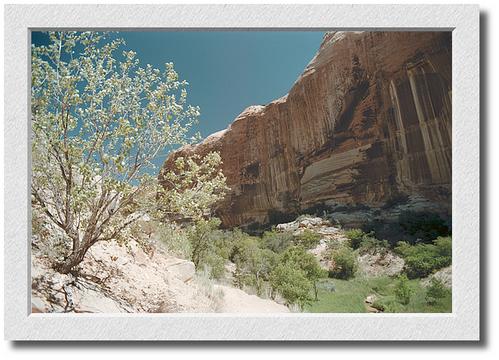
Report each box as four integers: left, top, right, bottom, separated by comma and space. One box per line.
161, 31, 452, 229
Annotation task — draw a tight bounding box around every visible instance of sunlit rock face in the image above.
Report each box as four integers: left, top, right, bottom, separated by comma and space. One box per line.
161, 31, 452, 228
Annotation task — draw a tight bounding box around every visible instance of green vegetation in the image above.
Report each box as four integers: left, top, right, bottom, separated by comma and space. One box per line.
305, 224, 452, 313
278, 246, 327, 301
328, 246, 358, 280
358, 237, 389, 255
305, 276, 451, 313
172, 216, 453, 311
344, 228, 367, 249
270, 263, 313, 308
31, 31, 228, 273
262, 230, 294, 253
158, 220, 326, 307
186, 218, 226, 279
261, 228, 320, 253
30, 31, 452, 314
394, 236, 452, 278
294, 229, 321, 249
232, 234, 276, 296
425, 277, 451, 306
232, 238, 327, 307
156, 222, 191, 259
344, 228, 388, 255
394, 274, 413, 305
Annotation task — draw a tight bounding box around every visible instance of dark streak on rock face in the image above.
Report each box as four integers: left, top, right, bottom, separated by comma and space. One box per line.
161, 32, 452, 229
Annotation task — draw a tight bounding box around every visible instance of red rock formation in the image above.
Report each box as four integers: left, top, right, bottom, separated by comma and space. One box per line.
161, 31, 452, 228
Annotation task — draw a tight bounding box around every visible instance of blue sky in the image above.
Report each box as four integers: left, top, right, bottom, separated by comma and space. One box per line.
32, 31, 325, 165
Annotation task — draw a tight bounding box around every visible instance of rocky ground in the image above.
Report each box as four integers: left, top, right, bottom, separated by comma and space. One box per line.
31, 238, 288, 313
276, 216, 348, 270
357, 251, 405, 278
421, 266, 452, 288
31, 214, 450, 313
275, 215, 405, 278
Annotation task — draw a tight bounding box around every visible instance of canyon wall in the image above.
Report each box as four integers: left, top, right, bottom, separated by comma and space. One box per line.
161, 31, 452, 229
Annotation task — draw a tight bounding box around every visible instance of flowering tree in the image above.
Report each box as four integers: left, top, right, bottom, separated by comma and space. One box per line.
31, 32, 227, 273
158, 152, 229, 221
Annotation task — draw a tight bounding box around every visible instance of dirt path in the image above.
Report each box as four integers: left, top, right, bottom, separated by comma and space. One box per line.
215, 285, 290, 313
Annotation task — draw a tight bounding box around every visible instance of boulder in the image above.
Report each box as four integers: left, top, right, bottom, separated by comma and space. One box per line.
167, 260, 196, 283
422, 266, 452, 288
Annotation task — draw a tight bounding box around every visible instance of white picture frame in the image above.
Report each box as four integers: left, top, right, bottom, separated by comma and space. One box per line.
4, 4, 480, 341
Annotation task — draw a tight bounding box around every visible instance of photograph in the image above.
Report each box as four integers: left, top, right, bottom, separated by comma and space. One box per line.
30, 30, 453, 314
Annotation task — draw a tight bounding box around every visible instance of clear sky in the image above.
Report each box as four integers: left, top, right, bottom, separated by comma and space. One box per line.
32, 31, 325, 165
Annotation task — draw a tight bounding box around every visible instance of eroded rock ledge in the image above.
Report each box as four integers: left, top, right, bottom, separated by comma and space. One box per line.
161, 31, 452, 229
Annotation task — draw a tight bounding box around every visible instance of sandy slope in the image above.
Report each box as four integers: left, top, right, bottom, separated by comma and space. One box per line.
215, 285, 289, 313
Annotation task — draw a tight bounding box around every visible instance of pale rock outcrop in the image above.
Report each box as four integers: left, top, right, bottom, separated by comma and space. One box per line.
357, 251, 405, 278
421, 265, 452, 288
274, 215, 348, 271
31, 238, 288, 313
31, 240, 212, 313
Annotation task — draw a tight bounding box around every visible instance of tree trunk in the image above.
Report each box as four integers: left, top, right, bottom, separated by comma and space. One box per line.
55, 245, 91, 274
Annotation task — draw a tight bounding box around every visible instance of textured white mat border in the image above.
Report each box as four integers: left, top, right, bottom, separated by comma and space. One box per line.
4, 4, 479, 341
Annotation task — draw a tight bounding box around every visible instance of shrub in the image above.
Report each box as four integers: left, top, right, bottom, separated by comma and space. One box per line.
156, 223, 191, 259
31, 32, 228, 274
425, 277, 451, 305
201, 252, 227, 280
262, 229, 294, 253
434, 236, 452, 258
395, 274, 413, 305
187, 218, 228, 279
358, 237, 389, 255
344, 228, 366, 249
395, 237, 452, 279
294, 229, 321, 249
393, 241, 412, 257
232, 235, 276, 295
329, 246, 358, 280
270, 262, 313, 308
279, 246, 327, 300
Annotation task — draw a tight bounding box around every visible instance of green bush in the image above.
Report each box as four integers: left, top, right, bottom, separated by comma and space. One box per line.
434, 236, 452, 258
329, 246, 358, 280
425, 277, 451, 305
262, 229, 294, 253
156, 222, 191, 259
344, 228, 385, 253
344, 228, 366, 249
294, 229, 321, 249
187, 218, 228, 279
232, 235, 276, 295
393, 240, 412, 257
395, 274, 413, 305
395, 236, 452, 279
270, 262, 313, 308
200, 252, 227, 279
358, 237, 389, 255
278, 246, 327, 300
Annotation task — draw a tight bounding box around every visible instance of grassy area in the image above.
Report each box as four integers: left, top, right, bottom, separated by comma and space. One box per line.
304, 276, 451, 313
